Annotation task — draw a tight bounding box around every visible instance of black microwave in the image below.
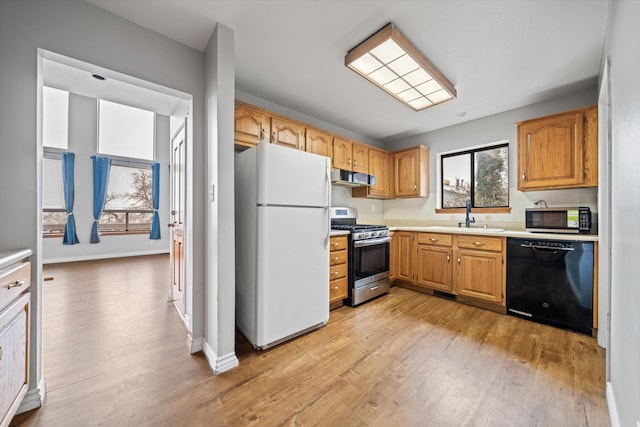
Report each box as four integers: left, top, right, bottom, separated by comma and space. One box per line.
525, 207, 592, 234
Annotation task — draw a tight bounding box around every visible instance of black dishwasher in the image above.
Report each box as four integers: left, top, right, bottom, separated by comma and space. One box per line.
506, 238, 594, 335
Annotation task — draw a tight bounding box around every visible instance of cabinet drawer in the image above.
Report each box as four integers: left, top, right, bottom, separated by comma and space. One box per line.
330, 236, 348, 251
329, 263, 347, 280
329, 249, 347, 266
329, 277, 348, 302
417, 233, 453, 247
0, 262, 30, 311
0, 292, 30, 427
457, 235, 503, 252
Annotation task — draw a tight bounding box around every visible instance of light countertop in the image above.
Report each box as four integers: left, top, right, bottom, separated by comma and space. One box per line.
0, 249, 32, 271
389, 226, 598, 242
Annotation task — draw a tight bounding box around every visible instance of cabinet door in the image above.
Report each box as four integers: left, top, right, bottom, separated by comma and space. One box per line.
518, 112, 584, 190
271, 116, 306, 150
394, 146, 429, 197
351, 143, 369, 173
234, 103, 270, 148
389, 231, 397, 282
332, 137, 352, 170
456, 249, 503, 303
306, 128, 333, 158
396, 232, 414, 282
367, 148, 391, 198
417, 244, 453, 292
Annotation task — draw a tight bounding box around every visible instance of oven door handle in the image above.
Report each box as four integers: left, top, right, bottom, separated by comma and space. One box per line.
354, 237, 391, 248
520, 243, 575, 252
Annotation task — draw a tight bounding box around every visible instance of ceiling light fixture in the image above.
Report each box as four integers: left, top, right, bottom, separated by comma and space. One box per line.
345, 23, 456, 111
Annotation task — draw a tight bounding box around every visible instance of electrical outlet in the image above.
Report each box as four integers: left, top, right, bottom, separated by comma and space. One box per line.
209, 184, 215, 203
371, 204, 376, 213
484, 215, 492, 221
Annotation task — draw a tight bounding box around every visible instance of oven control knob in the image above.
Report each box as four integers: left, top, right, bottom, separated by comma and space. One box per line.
370, 231, 378, 237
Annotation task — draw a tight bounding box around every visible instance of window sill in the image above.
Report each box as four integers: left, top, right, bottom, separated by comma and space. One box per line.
42, 231, 152, 238
435, 207, 512, 214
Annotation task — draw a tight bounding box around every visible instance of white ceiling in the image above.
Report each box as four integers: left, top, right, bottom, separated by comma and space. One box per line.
84, 0, 608, 143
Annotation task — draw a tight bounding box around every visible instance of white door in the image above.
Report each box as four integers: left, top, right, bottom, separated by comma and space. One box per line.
169, 120, 186, 316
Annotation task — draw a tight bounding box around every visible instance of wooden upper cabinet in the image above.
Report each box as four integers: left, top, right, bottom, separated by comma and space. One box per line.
351, 143, 368, 173
271, 115, 306, 151
517, 105, 597, 191
352, 147, 392, 199
394, 145, 429, 198
332, 137, 352, 170
306, 127, 332, 158
234, 101, 270, 148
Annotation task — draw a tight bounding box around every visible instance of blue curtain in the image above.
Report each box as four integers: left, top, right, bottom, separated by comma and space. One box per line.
150, 162, 161, 240
62, 152, 79, 245
90, 155, 111, 243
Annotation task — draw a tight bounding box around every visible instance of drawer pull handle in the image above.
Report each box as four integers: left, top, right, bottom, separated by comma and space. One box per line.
473, 241, 484, 246
331, 242, 340, 247
6, 280, 24, 289
332, 286, 339, 290
332, 271, 340, 276
332, 257, 340, 261
429, 238, 438, 242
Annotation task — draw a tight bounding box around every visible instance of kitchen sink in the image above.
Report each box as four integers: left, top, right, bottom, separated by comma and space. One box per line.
424, 226, 506, 233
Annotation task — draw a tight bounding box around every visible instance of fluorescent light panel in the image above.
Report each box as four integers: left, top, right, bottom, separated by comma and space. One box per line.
346, 23, 456, 111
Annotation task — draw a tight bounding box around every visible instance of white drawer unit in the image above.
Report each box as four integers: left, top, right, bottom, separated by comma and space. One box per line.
0, 250, 31, 427
0, 292, 30, 427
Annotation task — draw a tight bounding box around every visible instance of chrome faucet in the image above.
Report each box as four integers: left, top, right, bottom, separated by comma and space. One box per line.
464, 197, 475, 228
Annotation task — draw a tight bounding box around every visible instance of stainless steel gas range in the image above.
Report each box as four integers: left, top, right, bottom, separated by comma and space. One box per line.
330, 207, 390, 306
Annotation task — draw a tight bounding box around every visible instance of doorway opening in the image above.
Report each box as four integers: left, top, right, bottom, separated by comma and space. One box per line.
37, 49, 195, 386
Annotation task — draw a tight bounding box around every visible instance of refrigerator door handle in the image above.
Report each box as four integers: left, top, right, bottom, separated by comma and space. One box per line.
325, 160, 331, 249
325, 161, 332, 208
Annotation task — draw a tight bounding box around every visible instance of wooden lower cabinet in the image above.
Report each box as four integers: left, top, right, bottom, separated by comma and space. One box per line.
395, 232, 415, 283
395, 231, 506, 311
416, 244, 453, 292
329, 236, 348, 308
456, 249, 503, 304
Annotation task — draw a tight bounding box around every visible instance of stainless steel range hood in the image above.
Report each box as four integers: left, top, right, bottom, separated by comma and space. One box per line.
331, 169, 376, 188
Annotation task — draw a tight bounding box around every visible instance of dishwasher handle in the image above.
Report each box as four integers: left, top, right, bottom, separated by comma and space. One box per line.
520, 243, 574, 252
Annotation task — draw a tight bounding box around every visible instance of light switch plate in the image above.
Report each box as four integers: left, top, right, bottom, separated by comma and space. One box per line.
209, 184, 215, 203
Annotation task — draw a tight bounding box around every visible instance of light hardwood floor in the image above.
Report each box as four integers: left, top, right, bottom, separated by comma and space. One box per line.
11, 254, 608, 426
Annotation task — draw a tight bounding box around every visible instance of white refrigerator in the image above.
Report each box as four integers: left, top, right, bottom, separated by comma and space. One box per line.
235, 142, 331, 349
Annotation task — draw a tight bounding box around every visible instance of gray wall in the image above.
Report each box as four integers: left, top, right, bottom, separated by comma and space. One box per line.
0, 0, 206, 408
203, 24, 238, 372
382, 89, 599, 229
387, 87, 597, 193
42, 93, 171, 263
604, 0, 640, 425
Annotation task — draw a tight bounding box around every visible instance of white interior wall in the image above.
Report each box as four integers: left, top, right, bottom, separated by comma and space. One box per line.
0, 0, 206, 411
382, 88, 599, 228
203, 23, 238, 373
42, 93, 171, 263
603, 0, 640, 425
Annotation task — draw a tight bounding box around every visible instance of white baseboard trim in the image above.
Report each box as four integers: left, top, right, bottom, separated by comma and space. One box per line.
607, 381, 621, 427
17, 376, 46, 414
43, 249, 170, 264
202, 340, 239, 375
187, 334, 203, 353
